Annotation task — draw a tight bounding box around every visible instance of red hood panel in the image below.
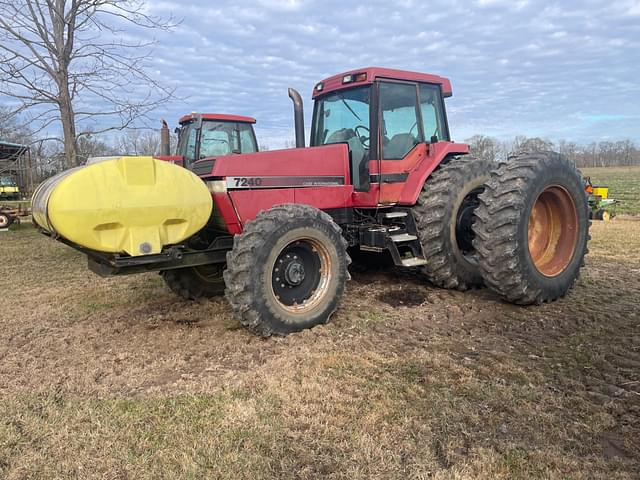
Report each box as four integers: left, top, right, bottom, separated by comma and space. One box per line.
210, 144, 351, 179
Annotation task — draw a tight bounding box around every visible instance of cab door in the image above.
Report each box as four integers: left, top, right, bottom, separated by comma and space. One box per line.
376, 81, 424, 204
375, 81, 450, 205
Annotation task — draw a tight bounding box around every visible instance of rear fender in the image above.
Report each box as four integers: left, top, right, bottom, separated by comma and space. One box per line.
398, 142, 469, 205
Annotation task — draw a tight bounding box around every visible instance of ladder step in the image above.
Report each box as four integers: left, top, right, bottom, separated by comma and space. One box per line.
382, 211, 408, 219
401, 257, 428, 267
391, 233, 418, 242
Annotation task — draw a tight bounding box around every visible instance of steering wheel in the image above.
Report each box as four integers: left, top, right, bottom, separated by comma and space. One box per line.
409, 121, 418, 137
354, 125, 370, 148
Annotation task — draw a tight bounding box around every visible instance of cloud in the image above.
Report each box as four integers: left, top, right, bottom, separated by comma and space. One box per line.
7, 0, 637, 147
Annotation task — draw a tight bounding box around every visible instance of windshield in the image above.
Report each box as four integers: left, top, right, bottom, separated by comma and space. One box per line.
311, 86, 371, 190
177, 120, 258, 165
0, 176, 16, 186
312, 86, 370, 147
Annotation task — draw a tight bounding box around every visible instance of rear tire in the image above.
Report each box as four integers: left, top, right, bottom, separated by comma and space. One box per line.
413, 155, 495, 290
473, 151, 590, 304
224, 204, 350, 336
161, 264, 226, 300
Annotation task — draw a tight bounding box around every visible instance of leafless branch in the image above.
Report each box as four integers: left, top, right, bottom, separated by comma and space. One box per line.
0, 0, 178, 167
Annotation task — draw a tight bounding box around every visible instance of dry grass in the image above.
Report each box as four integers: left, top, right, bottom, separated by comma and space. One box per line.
1, 221, 639, 479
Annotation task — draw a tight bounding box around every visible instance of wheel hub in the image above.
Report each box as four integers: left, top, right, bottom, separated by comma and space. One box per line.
284, 260, 305, 285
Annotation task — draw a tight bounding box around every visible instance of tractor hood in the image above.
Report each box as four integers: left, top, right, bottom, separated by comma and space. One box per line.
192, 144, 351, 186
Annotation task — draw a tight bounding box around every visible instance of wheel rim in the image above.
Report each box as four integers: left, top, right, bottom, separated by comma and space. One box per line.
270, 237, 332, 314
602, 211, 611, 222
528, 185, 578, 277
0, 215, 8, 228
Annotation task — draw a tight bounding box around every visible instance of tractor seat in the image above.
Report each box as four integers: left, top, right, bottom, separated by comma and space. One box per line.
385, 133, 416, 159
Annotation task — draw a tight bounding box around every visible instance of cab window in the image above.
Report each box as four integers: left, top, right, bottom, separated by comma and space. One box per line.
183, 127, 198, 164
418, 83, 449, 142
239, 123, 258, 153
198, 122, 258, 158
200, 127, 232, 157
379, 82, 421, 159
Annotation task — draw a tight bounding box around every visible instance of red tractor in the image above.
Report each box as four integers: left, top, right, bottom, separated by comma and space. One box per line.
156, 112, 259, 167
33, 67, 590, 336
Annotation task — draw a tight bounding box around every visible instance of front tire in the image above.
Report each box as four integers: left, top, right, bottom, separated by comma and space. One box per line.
224, 204, 350, 336
413, 155, 495, 290
473, 151, 590, 304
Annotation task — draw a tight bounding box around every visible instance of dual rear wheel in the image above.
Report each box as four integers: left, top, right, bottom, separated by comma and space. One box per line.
415, 152, 589, 304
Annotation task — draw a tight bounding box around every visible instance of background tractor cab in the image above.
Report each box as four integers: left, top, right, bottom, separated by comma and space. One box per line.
0, 175, 20, 200
157, 113, 258, 170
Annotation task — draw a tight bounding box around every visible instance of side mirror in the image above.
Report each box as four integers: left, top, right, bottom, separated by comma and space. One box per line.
430, 135, 438, 144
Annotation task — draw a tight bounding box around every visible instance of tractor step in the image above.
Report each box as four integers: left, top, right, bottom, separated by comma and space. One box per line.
401, 257, 428, 267
381, 211, 408, 219
357, 208, 428, 269
391, 233, 417, 242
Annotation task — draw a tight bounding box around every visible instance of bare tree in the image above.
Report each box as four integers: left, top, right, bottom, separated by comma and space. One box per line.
0, 0, 175, 168
465, 135, 501, 162
117, 129, 160, 156
511, 136, 554, 154
0, 106, 34, 144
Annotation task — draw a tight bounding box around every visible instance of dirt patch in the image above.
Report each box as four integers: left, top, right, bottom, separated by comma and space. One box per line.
376, 286, 429, 307
0, 221, 639, 478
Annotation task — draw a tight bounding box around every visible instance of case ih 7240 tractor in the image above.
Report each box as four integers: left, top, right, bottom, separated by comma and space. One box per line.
33, 67, 589, 336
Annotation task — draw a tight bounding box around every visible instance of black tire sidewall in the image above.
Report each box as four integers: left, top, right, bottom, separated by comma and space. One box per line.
447, 174, 490, 275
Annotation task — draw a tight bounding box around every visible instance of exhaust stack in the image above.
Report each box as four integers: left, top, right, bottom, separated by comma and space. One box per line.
160, 119, 171, 156
288, 88, 305, 148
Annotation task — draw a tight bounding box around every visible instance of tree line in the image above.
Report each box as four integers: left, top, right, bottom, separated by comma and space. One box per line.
465, 135, 640, 168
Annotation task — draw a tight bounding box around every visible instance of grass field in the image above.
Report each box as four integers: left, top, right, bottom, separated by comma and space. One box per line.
581, 166, 640, 215
1, 219, 639, 479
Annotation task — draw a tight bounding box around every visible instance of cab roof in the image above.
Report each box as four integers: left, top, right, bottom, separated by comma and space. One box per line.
312, 67, 453, 99
179, 113, 257, 124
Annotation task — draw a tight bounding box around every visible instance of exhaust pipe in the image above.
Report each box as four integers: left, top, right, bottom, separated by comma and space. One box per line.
288, 88, 305, 148
160, 119, 171, 156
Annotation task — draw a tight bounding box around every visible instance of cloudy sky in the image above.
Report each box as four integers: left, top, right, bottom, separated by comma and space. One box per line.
6, 0, 638, 148
135, 0, 639, 148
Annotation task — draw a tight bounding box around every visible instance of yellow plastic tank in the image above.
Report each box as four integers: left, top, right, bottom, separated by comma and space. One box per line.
32, 156, 213, 256
592, 186, 608, 199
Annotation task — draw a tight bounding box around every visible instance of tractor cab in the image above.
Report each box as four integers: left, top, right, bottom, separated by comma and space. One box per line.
308, 68, 452, 191
161, 113, 258, 170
